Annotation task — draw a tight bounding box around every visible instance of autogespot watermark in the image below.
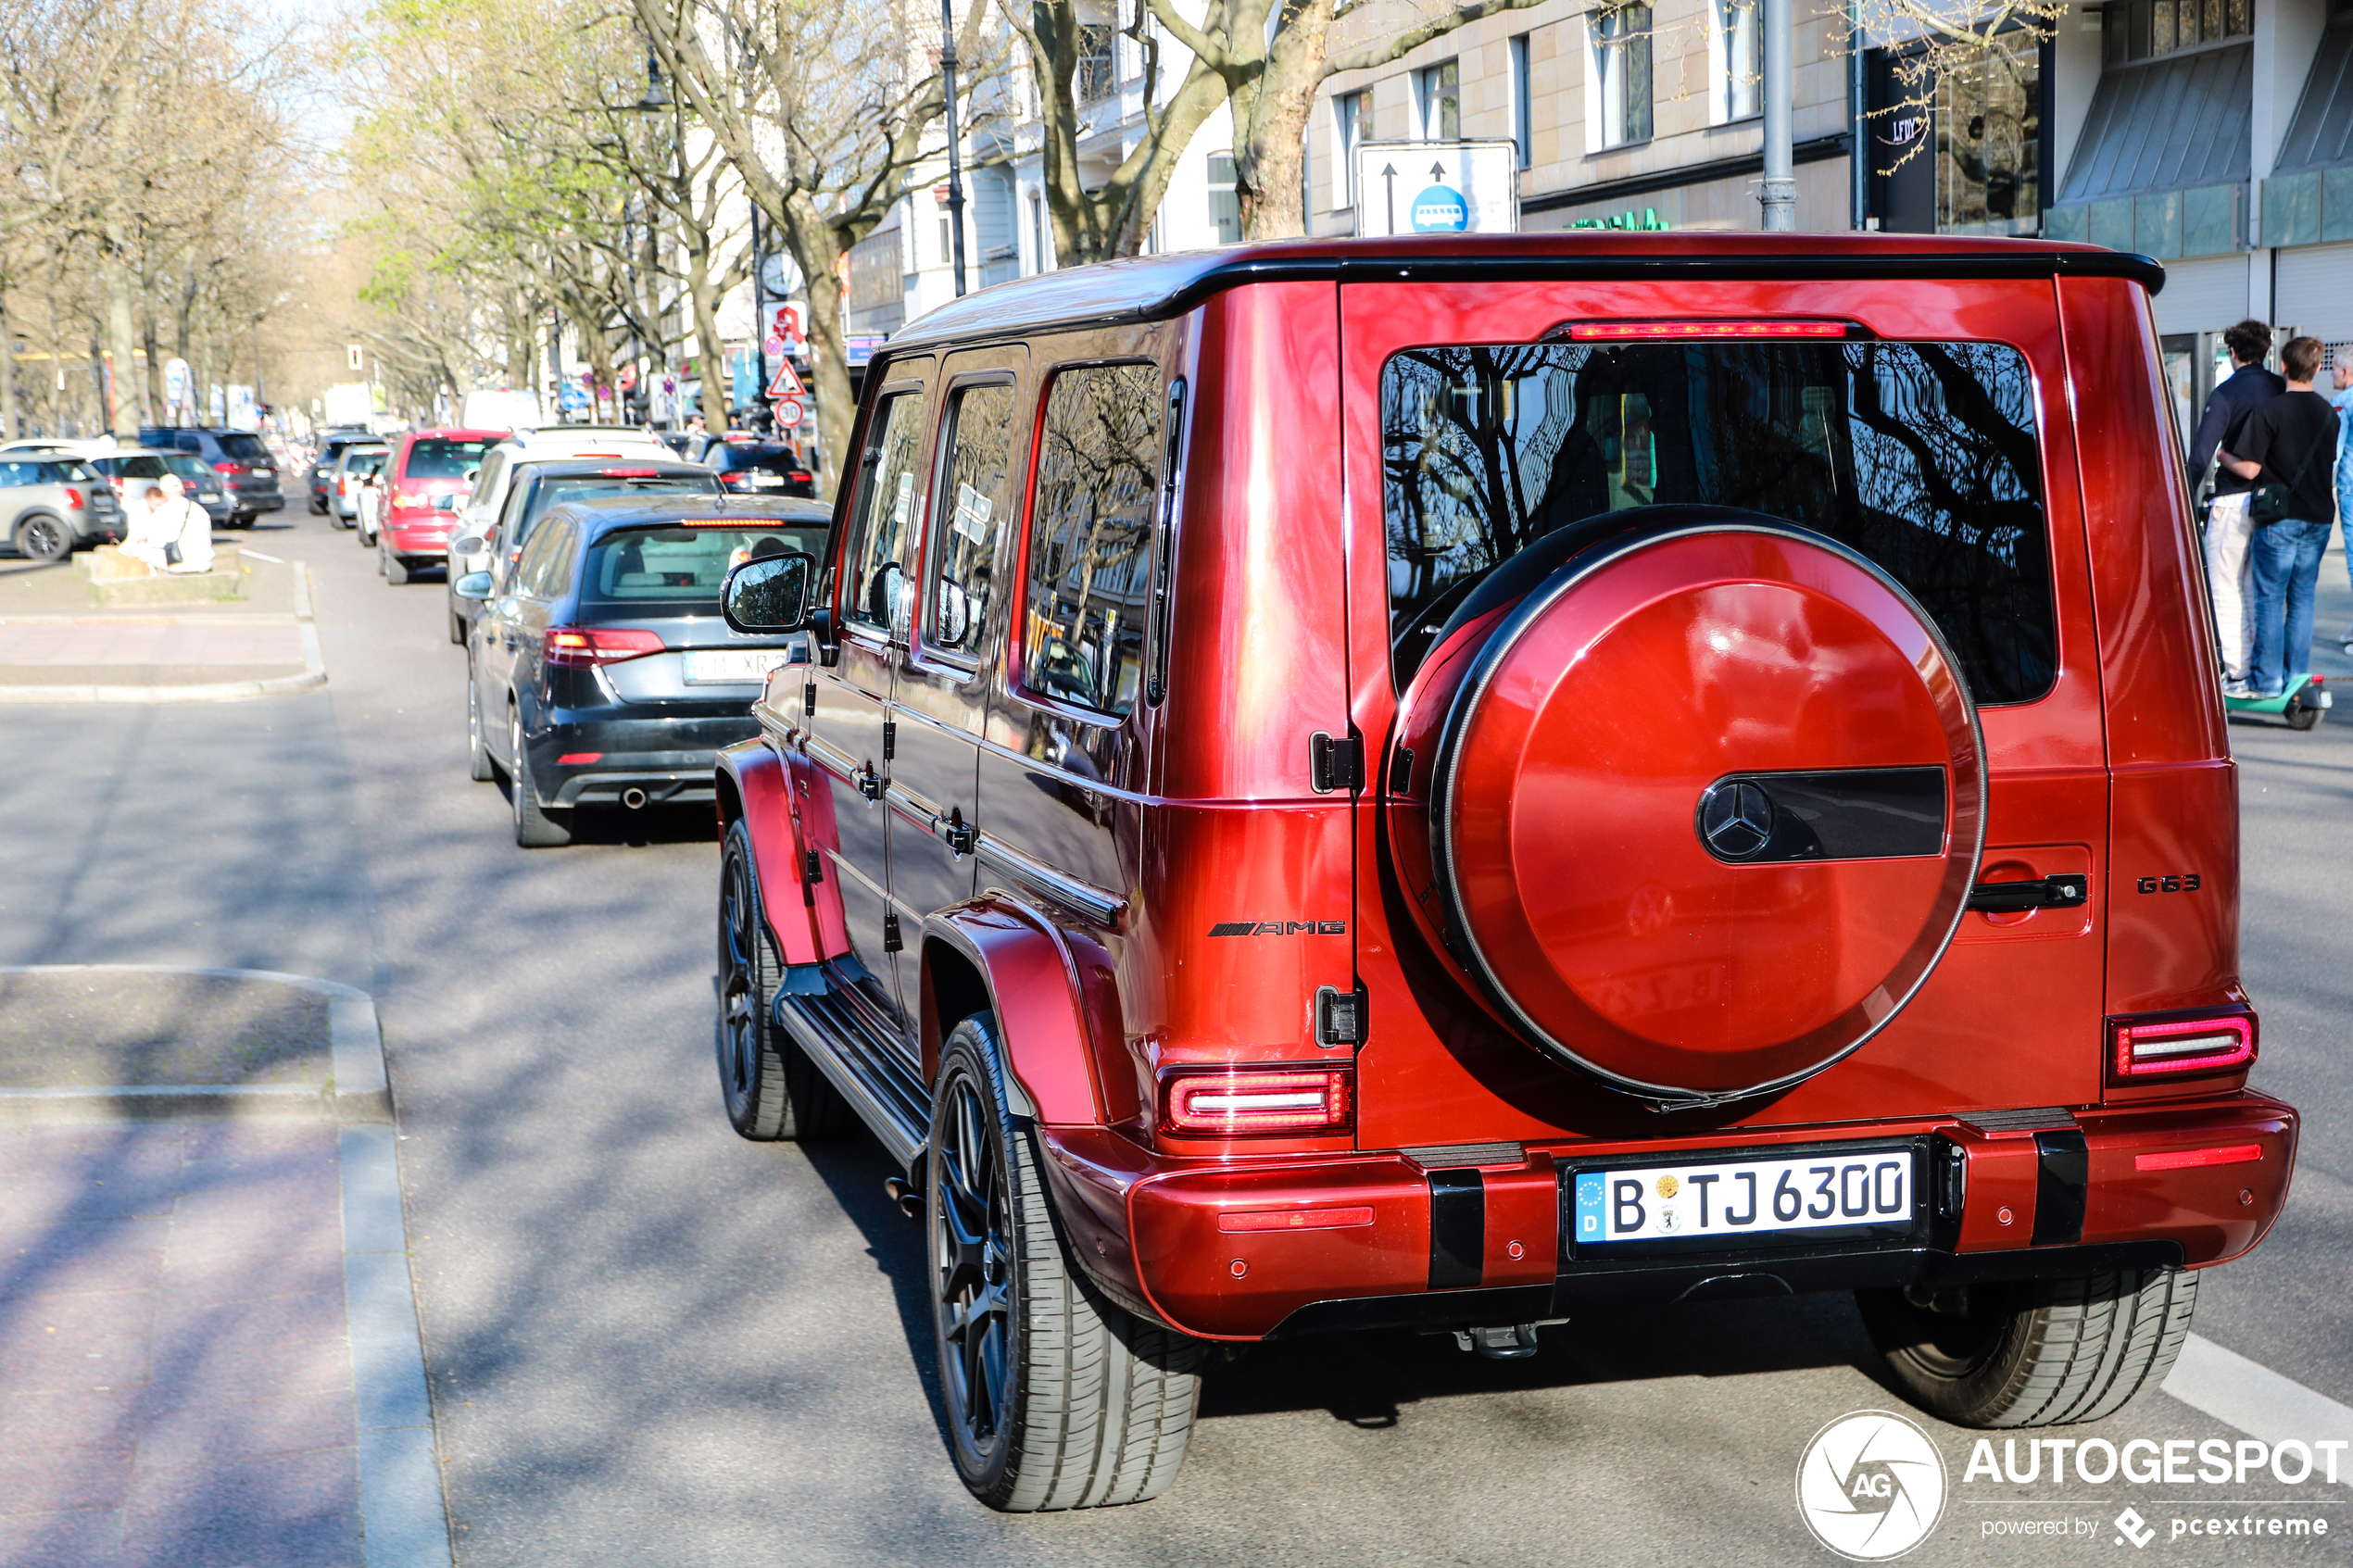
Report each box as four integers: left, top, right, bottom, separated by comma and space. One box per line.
1799, 1413, 2345, 1557
1797, 1411, 1950, 1561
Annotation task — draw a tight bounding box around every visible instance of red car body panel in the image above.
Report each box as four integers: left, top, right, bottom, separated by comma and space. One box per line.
722, 233, 2290, 1343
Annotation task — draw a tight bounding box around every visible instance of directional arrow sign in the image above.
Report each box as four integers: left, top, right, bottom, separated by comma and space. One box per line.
765, 358, 807, 401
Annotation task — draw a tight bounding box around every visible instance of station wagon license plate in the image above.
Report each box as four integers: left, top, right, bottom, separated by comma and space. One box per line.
683, 649, 791, 684
1567, 1143, 1920, 1256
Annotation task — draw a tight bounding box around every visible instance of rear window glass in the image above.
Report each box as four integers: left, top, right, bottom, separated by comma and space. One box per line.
44, 460, 97, 483
346, 451, 386, 477
515, 473, 722, 544
1381, 340, 2056, 706
404, 438, 498, 480
576, 524, 828, 620
218, 433, 271, 462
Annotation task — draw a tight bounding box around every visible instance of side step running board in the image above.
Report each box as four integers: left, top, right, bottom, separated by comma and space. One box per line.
773, 991, 930, 1170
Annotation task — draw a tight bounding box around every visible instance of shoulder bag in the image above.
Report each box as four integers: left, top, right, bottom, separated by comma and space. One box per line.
2250, 408, 2331, 526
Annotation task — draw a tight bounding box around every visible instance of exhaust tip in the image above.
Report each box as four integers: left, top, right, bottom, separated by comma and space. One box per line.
621, 787, 648, 809
883, 1175, 923, 1220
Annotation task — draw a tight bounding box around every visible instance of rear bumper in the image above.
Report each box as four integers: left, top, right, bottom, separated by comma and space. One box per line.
384, 515, 452, 557
1038, 1091, 2297, 1341
527, 715, 764, 807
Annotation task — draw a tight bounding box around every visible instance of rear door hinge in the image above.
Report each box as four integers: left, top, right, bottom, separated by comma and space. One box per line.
803, 850, 824, 884
1311, 730, 1363, 795
883, 912, 904, 952
802, 679, 816, 717
1315, 984, 1367, 1047
882, 720, 896, 760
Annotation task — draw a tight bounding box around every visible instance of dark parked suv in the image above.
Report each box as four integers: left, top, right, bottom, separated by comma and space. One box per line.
455, 494, 828, 847
140, 427, 283, 525
712, 233, 2298, 1511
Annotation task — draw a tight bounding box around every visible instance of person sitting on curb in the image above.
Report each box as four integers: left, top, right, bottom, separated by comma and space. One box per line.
123, 473, 215, 575
121, 483, 176, 573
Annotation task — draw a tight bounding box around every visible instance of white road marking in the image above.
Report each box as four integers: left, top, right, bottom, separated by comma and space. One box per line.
2165, 1333, 2353, 1447
242, 548, 285, 562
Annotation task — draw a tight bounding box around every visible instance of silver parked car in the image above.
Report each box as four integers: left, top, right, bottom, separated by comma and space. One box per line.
0, 455, 125, 562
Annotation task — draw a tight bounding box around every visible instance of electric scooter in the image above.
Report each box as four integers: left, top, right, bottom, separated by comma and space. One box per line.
2224, 672, 2330, 729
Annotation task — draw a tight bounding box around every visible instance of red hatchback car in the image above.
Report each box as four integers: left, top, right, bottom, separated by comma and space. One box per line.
711, 233, 2296, 1512
378, 427, 505, 583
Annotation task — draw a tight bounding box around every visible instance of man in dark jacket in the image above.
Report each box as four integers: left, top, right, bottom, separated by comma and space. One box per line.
2188, 320, 2285, 688
2220, 335, 2339, 698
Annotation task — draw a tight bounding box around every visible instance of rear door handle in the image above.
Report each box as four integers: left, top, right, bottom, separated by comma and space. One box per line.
1967, 876, 2089, 912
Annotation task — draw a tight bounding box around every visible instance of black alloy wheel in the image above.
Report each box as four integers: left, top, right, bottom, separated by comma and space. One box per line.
714, 821, 850, 1140
13, 514, 69, 564
508, 703, 571, 847
933, 1060, 1014, 1472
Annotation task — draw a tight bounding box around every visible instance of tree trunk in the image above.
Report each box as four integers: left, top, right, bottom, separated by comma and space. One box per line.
102, 252, 141, 435
1235, 0, 1334, 241
1, 290, 16, 442
781, 189, 850, 503
688, 254, 729, 438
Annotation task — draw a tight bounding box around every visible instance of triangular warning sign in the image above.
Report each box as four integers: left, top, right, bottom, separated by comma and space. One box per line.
765, 359, 807, 400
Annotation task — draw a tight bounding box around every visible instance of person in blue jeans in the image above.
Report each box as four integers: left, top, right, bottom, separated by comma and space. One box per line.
2332, 358, 2353, 648
2221, 336, 2340, 696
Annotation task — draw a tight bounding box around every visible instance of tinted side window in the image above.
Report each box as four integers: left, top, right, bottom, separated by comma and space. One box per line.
515, 520, 570, 596
927, 383, 1016, 658
1023, 364, 1161, 716
840, 393, 927, 633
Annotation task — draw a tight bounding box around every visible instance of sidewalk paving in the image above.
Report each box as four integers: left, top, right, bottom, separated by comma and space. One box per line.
0, 1122, 362, 1568
0, 554, 321, 698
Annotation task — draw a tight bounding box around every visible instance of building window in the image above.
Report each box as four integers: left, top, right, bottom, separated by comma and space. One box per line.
2103, 0, 2250, 65
1718, 0, 1759, 121
1077, 22, 1116, 101
1208, 152, 1241, 244
1334, 90, 1369, 207
1937, 28, 2041, 234
1509, 35, 1532, 168
1416, 58, 1460, 141
1593, 6, 1653, 149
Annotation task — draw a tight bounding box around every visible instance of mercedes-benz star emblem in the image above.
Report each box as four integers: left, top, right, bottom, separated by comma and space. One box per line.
1699, 779, 1776, 860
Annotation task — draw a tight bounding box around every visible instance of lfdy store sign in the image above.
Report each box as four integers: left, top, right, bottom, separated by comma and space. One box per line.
1353, 141, 1518, 236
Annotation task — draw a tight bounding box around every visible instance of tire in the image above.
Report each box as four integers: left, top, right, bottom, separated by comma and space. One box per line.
1856, 1267, 2199, 1428
508, 703, 571, 847
381, 542, 409, 585
466, 675, 496, 783
2286, 695, 2323, 731
308, 495, 326, 515
448, 606, 468, 646
716, 820, 854, 1141
929, 1014, 1202, 1511
12, 513, 70, 564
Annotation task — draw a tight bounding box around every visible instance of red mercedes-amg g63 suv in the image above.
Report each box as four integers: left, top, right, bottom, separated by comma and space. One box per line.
712, 233, 2296, 1512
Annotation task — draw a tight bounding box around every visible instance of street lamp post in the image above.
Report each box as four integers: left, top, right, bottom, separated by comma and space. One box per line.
1760, 0, 1795, 231
939, 0, 968, 297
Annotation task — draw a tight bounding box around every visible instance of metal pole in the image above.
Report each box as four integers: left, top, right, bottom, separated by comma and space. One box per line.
938, 0, 969, 296
1848, 0, 1868, 229
1761, 0, 1796, 231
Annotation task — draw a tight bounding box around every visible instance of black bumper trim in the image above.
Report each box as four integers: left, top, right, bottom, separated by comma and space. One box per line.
1261, 1240, 2185, 1338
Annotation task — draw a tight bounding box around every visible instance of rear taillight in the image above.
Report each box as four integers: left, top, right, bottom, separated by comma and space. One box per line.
63, 488, 84, 510
720, 472, 752, 489
544, 625, 664, 667
2133, 1144, 2263, 1172
2110, 1010, 2257, 1078
214, 460, 238, 474
1160, 1067, 1353, 1137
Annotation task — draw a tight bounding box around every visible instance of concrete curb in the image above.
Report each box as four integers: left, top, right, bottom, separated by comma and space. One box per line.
0, 561, 327, 704
0, 963, 391, 1123
342, 1124, 456, 1568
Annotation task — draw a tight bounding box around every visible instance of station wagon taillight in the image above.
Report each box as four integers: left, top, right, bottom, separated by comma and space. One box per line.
63, 488, 84, 510
1561, 320, 1858, 342
2110, 1011, 2257, 1078
544, 626, 664, 667
1160, 1067, 1352, 1137
214, 460, 239, 473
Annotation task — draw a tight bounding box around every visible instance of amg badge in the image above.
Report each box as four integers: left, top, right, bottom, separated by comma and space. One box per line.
1209, 920, 1347, 936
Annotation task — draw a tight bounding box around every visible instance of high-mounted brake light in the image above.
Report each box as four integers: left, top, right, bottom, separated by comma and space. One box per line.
598, 467, 661, 476
2110, 1011, 2256, 1078
1564, 320, 1857, 342
1161, 1067, 1353, 1137
2133, 1144, 2262, 1172
673, 518, 752, 528
544, 626, 664, 667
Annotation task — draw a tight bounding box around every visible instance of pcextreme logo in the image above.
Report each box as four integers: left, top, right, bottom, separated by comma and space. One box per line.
1796, 1411, 1949, 1561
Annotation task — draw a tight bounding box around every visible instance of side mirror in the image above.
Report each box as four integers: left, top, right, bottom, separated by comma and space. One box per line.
453, 571, 494, 601
722, 552, 816, 633
452, 534, 484, 556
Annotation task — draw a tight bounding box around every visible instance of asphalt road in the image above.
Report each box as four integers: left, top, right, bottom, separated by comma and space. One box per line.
3, 506, 2347, 1566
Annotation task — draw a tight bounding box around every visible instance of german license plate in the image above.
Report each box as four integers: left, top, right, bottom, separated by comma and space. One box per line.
744, 473, 783, 489
683, 649, 789, 684
1568, 1144, 1919, 1254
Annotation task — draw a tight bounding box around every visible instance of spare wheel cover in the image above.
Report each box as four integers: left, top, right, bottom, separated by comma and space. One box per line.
1430, 518, 1984, 1103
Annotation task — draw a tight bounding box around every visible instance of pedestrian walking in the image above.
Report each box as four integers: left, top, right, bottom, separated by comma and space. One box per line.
2330, 354, 2353, 649
2187, 320, 2286, 689
2218, 335, 2339, 699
